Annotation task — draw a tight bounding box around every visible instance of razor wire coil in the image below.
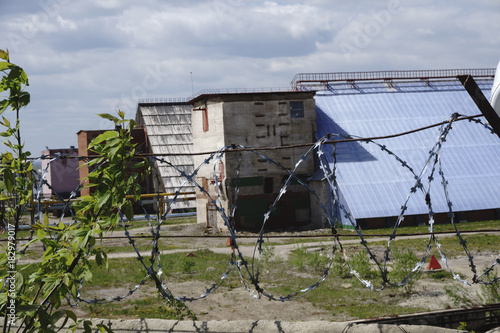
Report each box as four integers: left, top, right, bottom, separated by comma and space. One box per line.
11, 113, 500, 306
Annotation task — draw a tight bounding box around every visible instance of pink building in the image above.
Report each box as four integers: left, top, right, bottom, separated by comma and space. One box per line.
40, 147, 80, 199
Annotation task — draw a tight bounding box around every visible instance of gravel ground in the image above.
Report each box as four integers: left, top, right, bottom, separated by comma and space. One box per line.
16, 220, 499, 332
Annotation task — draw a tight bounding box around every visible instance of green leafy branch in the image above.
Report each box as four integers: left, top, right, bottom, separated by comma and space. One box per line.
15, 112, 148, 333
0, 49, 150, 333
0, 49, 34, 333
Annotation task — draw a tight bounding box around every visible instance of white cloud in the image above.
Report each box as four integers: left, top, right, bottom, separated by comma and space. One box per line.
416, 28, 435, 36
0, 0, 498, 154
56, 15, 77, 31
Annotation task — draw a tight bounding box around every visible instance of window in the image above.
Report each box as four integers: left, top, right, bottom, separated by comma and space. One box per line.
264, 177, 273, 194
290, 101, 304, 118
231, 176, 263, 187
202, 108, 209, 132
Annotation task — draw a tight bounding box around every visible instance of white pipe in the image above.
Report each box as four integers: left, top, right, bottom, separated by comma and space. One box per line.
491, 60, 500, 115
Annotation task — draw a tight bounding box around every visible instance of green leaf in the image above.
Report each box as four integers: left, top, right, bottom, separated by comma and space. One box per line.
39, 308, 50, 329
16, 304, 40, 314
0, 62, 12, 71
0, 49, 9, 61
95, 251, 103, 266
15, 271, 24, 290
64, 310, 78, 323
3, 169, 14, 192
97, 324, 114, 333
63, 274, 70, 287
97, 113, 119, 123
83, 320, 92, 333
96, 191, 111, 210
17, 91, 30, 107
49, 310, 66, 324
1, 115, 10, 127
0, 99, 9, 114
124, 201, 134, 222
81, 269, 92, 282
37, 228, 47, 239
89, 131, 118, 147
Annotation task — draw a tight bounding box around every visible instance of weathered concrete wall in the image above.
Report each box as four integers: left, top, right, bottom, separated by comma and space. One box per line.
192, 92, 318, 230
309, 180, 331, 229
192, 99, 228, 229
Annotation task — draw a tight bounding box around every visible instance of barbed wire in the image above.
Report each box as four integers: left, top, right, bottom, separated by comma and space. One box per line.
6, 229, 500, 243
32, 114, 483, 160
15, 112, 500, 306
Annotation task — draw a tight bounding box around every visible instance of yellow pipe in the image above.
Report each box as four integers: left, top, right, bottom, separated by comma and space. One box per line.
31, 192, 196, 205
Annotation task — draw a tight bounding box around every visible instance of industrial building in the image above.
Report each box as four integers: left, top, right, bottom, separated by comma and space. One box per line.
135, 68, 500, 231
301, 69, 499, 229
189, 91, 317, 230
135, 101, 196, 211
40, 147, 80, 199
77, 128, 152, 197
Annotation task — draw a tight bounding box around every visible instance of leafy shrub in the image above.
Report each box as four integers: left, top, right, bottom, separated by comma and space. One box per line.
288, 246, 328, 274
261, 240, 276, 262
332, 251, 351, 279
481, 270, 500, 304
179, 257, 196, 274
444, 284, 478, 308
445, 268, 500, 307
431, 270, 453, 280
351, 251, 377, 280
388, 247, 421, 296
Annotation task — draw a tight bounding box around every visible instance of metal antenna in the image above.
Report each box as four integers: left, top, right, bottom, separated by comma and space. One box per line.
190, 72, 194, 95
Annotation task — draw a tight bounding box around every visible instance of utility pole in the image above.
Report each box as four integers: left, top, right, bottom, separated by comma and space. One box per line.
458, 74, 500, 139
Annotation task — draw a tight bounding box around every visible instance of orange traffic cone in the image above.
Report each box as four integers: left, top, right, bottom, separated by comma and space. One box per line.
427, 255, 442, 270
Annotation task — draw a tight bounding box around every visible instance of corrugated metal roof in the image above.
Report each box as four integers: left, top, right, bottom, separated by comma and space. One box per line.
136, 103, 195, 208
315, 78, 500, 222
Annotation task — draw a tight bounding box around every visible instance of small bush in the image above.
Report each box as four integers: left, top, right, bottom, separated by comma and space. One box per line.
480, 270, 500, 304
261, 241, 276, 262
177, 257, 196, 274
332, 251, 351, 279
431, 270, 453, 280
445, 284, 478, 308
288, 246, 328, 274
389, 247, 421, 296
445, 268, 500, 307
351, 251, 377, 280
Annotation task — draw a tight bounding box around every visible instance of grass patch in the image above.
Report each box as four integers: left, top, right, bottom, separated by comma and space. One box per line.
0, 229, 33, 240
355, 219, 500, 236
82, 249, 239, 287
103, 240, 183, 254
109, 215, 197, 231
368, 233, 500, 257
83, 296, 197, 320
266, 260, 426, 319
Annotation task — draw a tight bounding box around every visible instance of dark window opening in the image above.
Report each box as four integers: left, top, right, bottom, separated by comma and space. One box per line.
290, 101, 304, 118
231, 176, 263, 187
264, 177, 273, 194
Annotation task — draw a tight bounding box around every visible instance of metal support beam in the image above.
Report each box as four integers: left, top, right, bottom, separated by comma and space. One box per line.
458, 74, 500, 139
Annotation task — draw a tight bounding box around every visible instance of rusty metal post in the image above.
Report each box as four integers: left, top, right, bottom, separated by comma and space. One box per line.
159, 196, 164, 218
458, 74, 500, 139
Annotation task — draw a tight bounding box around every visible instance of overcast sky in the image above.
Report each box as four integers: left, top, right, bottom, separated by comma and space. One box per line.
1, 0, 499, 155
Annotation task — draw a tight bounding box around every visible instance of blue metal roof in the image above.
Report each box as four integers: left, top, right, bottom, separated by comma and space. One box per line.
315, 78, 500, 223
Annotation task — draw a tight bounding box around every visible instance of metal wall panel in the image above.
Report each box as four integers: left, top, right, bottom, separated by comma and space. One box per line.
315, 79, 500, 223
